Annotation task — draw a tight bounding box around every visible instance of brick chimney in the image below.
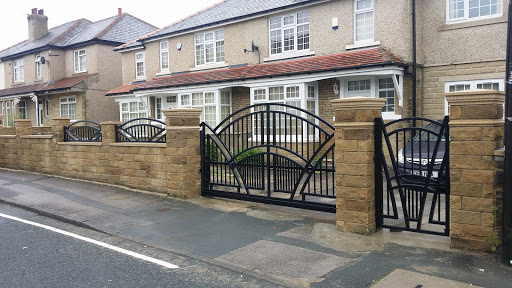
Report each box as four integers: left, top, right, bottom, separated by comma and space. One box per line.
27, 8, 48, 41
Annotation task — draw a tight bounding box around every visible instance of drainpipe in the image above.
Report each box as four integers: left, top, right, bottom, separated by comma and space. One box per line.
412, 0, 417, 125
505, 0, 511, 121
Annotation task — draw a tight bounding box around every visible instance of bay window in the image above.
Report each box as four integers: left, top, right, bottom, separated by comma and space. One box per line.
121, 100, 147, 122
179, 90, 231, 127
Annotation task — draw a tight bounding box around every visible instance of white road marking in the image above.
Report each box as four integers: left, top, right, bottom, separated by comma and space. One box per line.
0, 212, 179, 269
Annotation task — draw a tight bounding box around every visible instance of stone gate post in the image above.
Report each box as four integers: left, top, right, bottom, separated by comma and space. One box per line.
330, 97, 386, 235
163, 109, 202, 198
446, 90, 505, 252
51, 117, 70, 142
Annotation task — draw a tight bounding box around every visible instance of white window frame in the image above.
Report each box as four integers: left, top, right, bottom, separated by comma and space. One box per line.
194, 29, 225, 66
444, 78, 504, 115
269, 11, 310, 56
354, 0, 374, 44
74, 49, 87, 73
13, 59, 24, 83
160, 41, 169, 72
446, 0, 503, 24
178, 89, 231, 127
60, 96, 77, 120
135, 52, 146, 79
35, 55, 42, 79
18, 100, 27, 119
340, 75, 401, 120
45, 98, 50, 117
250, 82, 318, 141
119, 99, 148, 123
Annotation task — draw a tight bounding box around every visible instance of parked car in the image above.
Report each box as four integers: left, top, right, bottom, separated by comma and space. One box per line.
396, 121, 448, 179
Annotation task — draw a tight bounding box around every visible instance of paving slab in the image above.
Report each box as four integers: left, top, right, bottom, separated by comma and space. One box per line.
372, 269, 482, 288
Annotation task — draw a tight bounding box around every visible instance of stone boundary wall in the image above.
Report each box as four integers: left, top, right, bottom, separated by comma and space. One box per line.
0, 109, 202, 198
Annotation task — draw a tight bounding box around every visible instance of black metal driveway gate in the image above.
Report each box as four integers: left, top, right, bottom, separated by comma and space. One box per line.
200, 103, 336, 212
375, 117, 450, 236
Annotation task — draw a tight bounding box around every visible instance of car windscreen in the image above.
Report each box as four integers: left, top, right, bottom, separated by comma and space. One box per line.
412, 122, 445, 142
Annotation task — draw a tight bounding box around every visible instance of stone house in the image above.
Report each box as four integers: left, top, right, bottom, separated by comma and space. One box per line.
106, 0, 506, 126
0, 8, 156, 127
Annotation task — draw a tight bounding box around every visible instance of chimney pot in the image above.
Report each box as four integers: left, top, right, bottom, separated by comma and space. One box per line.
31, 8, 37, 14
38, 9, 44, 15
118, 8, 122, 15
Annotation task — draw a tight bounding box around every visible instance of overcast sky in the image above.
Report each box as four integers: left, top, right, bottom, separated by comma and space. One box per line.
0, 0, 224, 51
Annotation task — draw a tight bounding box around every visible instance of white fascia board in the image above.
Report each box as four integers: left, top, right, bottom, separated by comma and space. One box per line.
117, 46, 145, 54
130, 65, 404, 96
143, 0, 331, 44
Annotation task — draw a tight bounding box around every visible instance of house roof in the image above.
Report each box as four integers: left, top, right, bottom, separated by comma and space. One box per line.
0, 74, 93, 98
0, 14, 157, 61
116, 0, 325, 51
107, 48, 403, 96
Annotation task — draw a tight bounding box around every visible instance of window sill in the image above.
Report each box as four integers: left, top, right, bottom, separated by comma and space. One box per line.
345, 41, 381, 51
263, 50, 315, 62
72, 71, 88, 77
190, 62, 229, 72
382, 112, 401, 121
441, 15, 507, 31
156, 71, 172, 77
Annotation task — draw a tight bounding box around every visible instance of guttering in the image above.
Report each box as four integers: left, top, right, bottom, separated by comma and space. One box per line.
139, 0, 329, 43
0, 45, 59, 62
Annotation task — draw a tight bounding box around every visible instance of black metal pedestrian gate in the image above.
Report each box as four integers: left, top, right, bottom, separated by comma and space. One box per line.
200, 103, 336, 212
375, 117, 450, 236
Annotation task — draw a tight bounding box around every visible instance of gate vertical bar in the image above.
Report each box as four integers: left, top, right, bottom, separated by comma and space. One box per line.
375, 118, 384, 229
200, 123, 205, 196
266, 104, 271, 197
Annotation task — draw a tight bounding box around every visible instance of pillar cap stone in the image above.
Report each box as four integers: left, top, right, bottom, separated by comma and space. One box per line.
445, 90, 505, 106
330, 97, 386, 111
162, 108, 203, 118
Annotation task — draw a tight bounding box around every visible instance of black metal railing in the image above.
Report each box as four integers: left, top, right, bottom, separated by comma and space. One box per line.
503, 117, 512, 265
115, 118, 166, 143
200, 103, 336, 213
375, 116, 450, 236
64, 120, 102, 142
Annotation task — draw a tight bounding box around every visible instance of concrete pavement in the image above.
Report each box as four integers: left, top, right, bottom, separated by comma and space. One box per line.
0, 168, 510, 288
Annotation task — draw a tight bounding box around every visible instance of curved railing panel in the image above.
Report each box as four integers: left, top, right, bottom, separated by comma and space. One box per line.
64, 120, 102, 142
115, 118, 166, 143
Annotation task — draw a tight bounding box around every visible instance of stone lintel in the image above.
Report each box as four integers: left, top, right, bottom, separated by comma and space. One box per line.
330, 97, 386, 111
445, 90, 505, 106
449, 119, 504, 127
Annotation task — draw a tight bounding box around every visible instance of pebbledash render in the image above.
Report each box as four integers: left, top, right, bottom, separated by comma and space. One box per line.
0, 8, 156, 127
107, 0, 506, 126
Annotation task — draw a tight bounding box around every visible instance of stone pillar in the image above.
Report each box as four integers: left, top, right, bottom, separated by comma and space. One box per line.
15, 119, 33, 137
330, 97, 386, 235
51, 117, 70, 142
163, 109, 202, 198
100, 121, 121, 146
446, 90, 505, 252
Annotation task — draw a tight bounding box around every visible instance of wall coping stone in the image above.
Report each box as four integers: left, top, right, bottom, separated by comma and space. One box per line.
58, 142, 102, 146
109, 142, 166, 148
14, 119, 32, 123
449, 119, 504, 127
100, 121, 122, 125
0, 135, 16, 139
166, 126, 200, 131
330, 97, 386, 110
21, 135, 52, 139
333, 122, 374, 128
52, 117, 71, 121
445, 90, 505, 106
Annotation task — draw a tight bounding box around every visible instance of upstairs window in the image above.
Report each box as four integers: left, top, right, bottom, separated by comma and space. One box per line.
13, 59, 24, 82
195, 30, 224, 66
160, 41, 169, 72
447, 0, 502, 23
135, 52, 145, 79
35, 55, 42, 79
270, 11, 310, 55
74, 49, 86, 73
354, 0, 374, 43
